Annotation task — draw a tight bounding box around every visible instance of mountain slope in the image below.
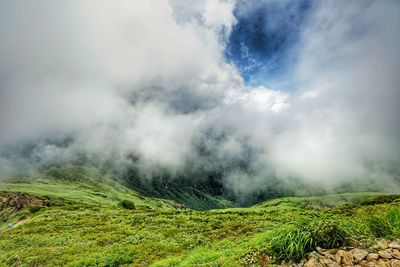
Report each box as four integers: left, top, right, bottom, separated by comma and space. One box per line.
0, 165, 180, 210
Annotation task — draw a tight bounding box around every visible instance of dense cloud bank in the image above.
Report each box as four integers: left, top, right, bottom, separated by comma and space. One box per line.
0, 0, 399, 196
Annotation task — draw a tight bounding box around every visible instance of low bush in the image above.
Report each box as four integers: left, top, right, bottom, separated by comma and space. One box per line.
119, 200, 136, 210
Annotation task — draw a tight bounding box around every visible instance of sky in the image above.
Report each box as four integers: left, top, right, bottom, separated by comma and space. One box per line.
227, 0, 313, 89
0, 0, 399, 196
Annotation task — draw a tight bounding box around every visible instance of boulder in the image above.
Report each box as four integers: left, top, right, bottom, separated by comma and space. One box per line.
389, 242, 400, 250
315, 247, 335, 260
309, 251, 324, 260
379, 250, 393, 259
323, 251, 336, 261
367, 253, 380, 261
321, 258, 336, 266
360, 259, 372, 266
304, 257, 323, 267
378, 240, 389, 250
391, 259, 400, 267
337, 249, 354, 265
392, 249, 400, 260
370, 244, 381, 252
327, 248, 339, 255
351, 248, 368, 263
377, 259, 390, 267
364, 260, 379, 267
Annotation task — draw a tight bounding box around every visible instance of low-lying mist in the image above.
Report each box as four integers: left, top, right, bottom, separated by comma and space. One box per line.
0, 0, 399, 202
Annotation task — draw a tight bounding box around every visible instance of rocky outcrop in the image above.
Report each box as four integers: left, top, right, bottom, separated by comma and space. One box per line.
242, 240, 400, 266
301, 239, 400, 267
0, 192, 52, 221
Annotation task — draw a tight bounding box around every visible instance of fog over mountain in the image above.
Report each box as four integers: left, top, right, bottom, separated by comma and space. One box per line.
0, 0, 399, 199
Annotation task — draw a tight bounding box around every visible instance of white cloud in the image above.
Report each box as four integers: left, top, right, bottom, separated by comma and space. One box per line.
0, 0, 399, 195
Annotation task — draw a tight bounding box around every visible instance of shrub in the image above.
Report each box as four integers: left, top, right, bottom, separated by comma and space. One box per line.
119, 200, 136, 210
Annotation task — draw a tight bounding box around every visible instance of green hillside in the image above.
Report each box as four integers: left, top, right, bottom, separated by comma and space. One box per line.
0, 166, 399, 266
0, 165, 179, 211
251, 192, 387, 211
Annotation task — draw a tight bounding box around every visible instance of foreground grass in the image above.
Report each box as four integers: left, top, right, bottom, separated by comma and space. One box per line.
0, 166, 399, 266
1, 200, 399, 266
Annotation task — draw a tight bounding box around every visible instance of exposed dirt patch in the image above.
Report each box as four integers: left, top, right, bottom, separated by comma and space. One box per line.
0, 192, 52, 221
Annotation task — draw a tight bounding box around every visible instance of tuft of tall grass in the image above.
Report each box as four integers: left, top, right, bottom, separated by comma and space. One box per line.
366, 208, 400, 239
312, 220, 345, 248
267, 220, 345, 263
267, 225, 314, 262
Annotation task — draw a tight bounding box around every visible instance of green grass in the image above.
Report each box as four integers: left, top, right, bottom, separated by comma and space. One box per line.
0, 165, 399, 266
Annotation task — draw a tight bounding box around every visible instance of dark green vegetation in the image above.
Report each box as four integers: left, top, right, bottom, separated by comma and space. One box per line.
123, 174, 236, 210
0, 165, 399, 266
119, 200, 136, 210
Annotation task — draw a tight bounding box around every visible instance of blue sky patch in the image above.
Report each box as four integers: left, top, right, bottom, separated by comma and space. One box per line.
226, 0, 314, 90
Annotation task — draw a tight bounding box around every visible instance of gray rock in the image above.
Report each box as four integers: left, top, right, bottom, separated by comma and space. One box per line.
378, 240, 389, 250
327, 248, 339, 255
379, 250, 393, 259
389, 242, 400, 250
309, 251, 324, 259
365, 260, 379, 267
378, 259, 390, 267
350, 248, 368, 263
304, 257, 323, 267
321, 258, 335, 265
391, 259, 400, 267
370, 244, 381, 252
392, 249, 400, 260
323, 252, 336, 261
337, 249, 354, 265
367, 253, 380, 261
